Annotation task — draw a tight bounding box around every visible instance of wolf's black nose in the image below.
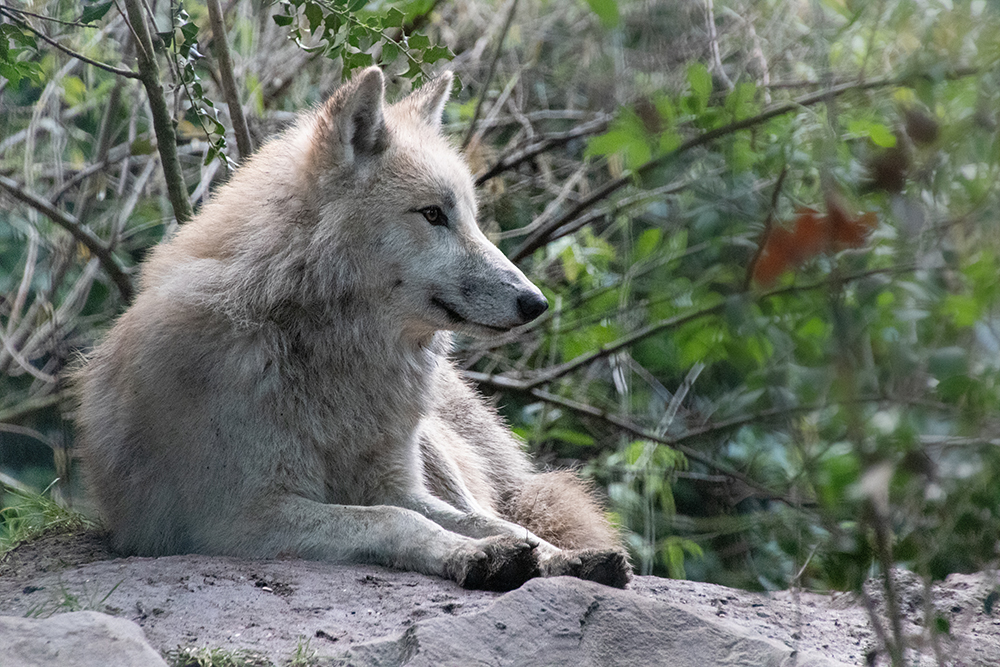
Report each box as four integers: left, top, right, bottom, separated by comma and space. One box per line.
517, 292, 549, 322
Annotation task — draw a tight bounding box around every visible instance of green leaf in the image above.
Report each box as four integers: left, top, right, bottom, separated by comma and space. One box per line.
383, 8, 406, 28
547, 428, 596, 447
422, 45, 452, 64
348, 0, 367, 12
847, 119, 897, 147
562, 322, 618, 361
79, 1, 114, 24
941, 293, 980, 328
726, 133, 755, 172
585, 113, 652, 170
3, 25, 35, 48
724, 82, 758, 121
381, 40, 399, 63
687, 62, 712, 111
408, 33, 431, 50
0, 61, 23, 86
635, 228, 661, 261
304, 2, 324, 32
658, 131, 681, 153
273, 14, 294, 27
584, 0, 620, 28
180, 20, 199, 44
61, 76, 87, 106
130, 137, 156, 155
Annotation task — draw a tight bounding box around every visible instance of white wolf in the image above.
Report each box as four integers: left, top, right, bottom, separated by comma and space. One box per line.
75, 67, 631, 590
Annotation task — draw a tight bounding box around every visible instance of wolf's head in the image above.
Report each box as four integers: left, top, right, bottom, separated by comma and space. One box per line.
303, 68, 547, 340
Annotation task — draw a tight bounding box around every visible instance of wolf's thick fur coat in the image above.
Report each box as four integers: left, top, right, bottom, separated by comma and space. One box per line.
76, 68, 631, 590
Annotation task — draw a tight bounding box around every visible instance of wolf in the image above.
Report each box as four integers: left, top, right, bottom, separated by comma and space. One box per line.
75, 67, 631, 591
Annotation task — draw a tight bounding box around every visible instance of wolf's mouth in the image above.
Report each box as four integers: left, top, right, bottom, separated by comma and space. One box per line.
431, 297, 509, 333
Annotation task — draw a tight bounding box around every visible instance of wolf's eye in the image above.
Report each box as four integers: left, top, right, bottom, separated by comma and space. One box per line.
418, 206, 448, 227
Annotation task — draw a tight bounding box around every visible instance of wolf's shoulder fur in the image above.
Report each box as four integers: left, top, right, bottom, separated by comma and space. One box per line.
76, 67, 630, 590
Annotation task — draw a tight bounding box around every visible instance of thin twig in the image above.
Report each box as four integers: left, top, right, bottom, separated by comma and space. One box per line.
465, 370, 792, 501
6, 225, 38, 337
0, 3, 99, 28
474, 114, 612, 185
50, 140, 141, 202
704, 0, 732, 90
0, 6, 140, 79
530, 171, 704, 253
462, 0, 520, 149
743, 165, 787, 289
0, 393, 63, 424
205, 0, 253, 160
0, 175, 134, 302
871, 510, 906, 666
859, 585, 895, 663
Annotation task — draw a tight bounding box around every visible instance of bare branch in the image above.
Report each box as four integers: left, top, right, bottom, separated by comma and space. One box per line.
0, 175, 134, 302
704, 0, 732, 90
50, 140, 142, 202
0, 393, 63, 424
474, 115, 611, 186
462, 0, 520, 149
743, 165, 787, 290
205, 0, 253, 160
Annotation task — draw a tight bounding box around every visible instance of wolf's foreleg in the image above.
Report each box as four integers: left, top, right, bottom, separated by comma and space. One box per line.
228, 495, 536, 591
394, 493, 627, 587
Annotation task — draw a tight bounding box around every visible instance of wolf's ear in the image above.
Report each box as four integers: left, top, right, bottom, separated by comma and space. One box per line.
404, 71, 454, 131
316, 67, 388, 165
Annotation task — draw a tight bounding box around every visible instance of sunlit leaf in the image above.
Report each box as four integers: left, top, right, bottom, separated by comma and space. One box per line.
585, 0, 620, 29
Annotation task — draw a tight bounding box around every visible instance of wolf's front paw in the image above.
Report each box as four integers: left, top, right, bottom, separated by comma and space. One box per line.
541, 548, 632, 589
446, 536, 539, 591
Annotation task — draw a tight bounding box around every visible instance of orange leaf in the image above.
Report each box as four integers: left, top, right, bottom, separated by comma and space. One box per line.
752, 200, 877, 287
753, 224, 797, 286
827, 196, 877, 248
789, 207, 829, 262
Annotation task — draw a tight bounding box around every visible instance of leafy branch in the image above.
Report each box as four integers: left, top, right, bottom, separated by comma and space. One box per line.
159, 3, 235, 170
511, 265, 915, 390
121, 0, 193, 223
272, 0, 453, 82
464, 368, 906, 507
0, 6, 131, 83
510, 67, 981, 261
205, 0, 252, 159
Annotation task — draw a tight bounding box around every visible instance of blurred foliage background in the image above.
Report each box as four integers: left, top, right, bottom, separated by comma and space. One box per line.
2, 0, 1000, 638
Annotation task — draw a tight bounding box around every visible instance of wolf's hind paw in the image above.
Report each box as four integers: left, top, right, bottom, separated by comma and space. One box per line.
542, 548, 632, 589
448, 536, 538, 591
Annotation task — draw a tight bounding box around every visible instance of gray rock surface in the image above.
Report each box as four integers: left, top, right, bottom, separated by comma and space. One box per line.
0, 611, 169, 667
325, 576, 843, 667
1, 533, 998, 666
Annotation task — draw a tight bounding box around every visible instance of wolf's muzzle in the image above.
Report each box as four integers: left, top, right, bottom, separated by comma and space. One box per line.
516, 292, 549, 323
